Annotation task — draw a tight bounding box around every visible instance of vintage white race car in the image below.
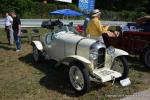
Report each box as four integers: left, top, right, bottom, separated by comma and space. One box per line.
32, 20, 130, 95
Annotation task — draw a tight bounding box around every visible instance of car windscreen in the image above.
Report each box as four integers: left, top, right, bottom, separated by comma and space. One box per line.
54, 26, 80, 35
68, 26, 80, 35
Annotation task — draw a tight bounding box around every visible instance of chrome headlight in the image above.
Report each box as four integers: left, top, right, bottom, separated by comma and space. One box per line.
89, 49, 98, 60
107, 46, 115, 55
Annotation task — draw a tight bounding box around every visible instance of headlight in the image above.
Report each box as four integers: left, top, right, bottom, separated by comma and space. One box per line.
107, 46, 115, 55
89, 49, 98, 60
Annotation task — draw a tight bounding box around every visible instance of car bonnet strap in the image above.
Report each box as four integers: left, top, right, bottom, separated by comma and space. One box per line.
75, 37, 88, 55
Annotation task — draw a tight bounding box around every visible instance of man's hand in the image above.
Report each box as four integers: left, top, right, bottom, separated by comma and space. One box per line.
18, 25, 21, 36
87, 34, 90, 38
103, 25, 110, 30
17, 30, 21, 36
114, 31, 120, 37
107, 31, 120, 37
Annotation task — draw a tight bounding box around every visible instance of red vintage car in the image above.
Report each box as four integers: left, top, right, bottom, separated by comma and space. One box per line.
110, 16, 150, 69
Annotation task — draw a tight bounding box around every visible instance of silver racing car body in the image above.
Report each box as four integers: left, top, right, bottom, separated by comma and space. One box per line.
32, 22, 130, 95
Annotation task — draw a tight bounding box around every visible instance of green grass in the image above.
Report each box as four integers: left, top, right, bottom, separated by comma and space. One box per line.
0, 28, 150, 100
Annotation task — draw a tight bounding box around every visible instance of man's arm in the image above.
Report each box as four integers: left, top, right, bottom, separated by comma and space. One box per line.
95, 19, 108, 34
95, 19, 119, 37
18, 24, 21, 35
18, 18, 21, 36
9, 16, 13, 24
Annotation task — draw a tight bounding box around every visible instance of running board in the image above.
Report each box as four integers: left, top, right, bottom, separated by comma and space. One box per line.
93, 69, 122, 83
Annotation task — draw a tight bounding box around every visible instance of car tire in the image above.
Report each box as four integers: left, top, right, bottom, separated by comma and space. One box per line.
142, 47, 150, 69
68, 62, 90, 96
32, 45, 43, 62
111, 56, 129, 80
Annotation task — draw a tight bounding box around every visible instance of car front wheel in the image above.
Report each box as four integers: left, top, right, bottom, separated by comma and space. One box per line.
111, 56, 129, 80
142, 47, 150, 69
69, 62, 90, 96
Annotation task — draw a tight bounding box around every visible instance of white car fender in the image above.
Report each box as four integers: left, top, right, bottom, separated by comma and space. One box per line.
55, 55, 94, 75
68, 55, 91, 64
32, 41, 43, 51
104, 48, 128, 69
113, 48, 129, 58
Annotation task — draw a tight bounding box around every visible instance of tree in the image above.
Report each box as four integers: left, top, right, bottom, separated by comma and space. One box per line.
96, 0, 148, 12
0, 0, 32, 15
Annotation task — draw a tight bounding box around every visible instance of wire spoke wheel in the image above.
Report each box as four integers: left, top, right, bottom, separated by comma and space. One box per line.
111, 56, 129, 80
111, 57, 124, 74
69, 66, 84, 91
68, 62, 90, 95
33, 46, 39, 62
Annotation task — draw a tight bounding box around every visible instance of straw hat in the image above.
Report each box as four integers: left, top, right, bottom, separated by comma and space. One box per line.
91, 9, 101, 17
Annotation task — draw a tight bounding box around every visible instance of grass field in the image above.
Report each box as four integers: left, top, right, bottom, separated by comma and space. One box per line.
0, 28, 150, 100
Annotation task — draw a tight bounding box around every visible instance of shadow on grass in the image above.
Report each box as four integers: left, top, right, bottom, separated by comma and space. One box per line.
0, 42, 16, 51
0, 41, 9, 45
127, 56, 150, 72
19, 53, 106, 96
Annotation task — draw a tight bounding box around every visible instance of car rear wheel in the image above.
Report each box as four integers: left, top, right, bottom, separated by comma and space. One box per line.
142, 47, 150, 69
69, 62, 90, 96
32, 45, 43, 62
111, 56, 129, 80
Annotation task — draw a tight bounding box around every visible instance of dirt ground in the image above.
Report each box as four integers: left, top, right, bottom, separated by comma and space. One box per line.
0, 28, 150, 100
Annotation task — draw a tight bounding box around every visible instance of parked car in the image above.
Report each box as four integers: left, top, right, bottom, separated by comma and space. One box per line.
110, 16, 150, 69
32, 20, 130, 95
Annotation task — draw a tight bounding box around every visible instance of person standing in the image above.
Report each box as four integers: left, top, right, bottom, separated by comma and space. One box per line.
10, 11, 21, 52
4, 12, 14, 45
83, 12, 90, 32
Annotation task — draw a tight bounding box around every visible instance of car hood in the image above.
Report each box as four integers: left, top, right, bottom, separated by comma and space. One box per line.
58, 32, 96, 59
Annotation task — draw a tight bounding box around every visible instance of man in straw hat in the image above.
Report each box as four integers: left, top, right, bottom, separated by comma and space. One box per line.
86, 9, 119, 46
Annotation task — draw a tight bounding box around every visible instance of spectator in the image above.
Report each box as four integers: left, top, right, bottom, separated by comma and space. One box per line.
86, 9, 119, 40
83, 12, 90, 34
4, 12, 14, 45
10, 11, 21, 52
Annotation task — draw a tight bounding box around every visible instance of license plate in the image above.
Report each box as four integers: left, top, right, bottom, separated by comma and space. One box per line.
120, 78, 131, 87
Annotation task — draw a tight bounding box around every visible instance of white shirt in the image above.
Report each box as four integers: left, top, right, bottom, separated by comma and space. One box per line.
5, 15, 13, 26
